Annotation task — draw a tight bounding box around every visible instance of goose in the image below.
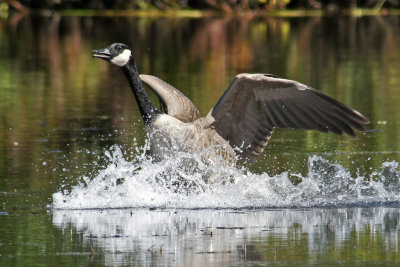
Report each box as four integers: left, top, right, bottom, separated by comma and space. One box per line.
92, 43, 370, 164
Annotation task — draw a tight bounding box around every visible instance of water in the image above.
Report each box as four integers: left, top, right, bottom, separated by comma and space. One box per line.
53, 146, 400, 209
51, 207, 400, 266
1, 14, 400, 266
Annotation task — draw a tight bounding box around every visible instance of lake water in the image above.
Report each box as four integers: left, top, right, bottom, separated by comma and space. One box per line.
1, 13, 400, 266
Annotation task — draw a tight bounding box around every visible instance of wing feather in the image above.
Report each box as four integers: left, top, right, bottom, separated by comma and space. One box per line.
140, 74, 201, 123
209, 73, 370, 161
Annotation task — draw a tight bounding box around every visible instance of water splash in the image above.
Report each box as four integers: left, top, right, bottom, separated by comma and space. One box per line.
52, 145, 400, 209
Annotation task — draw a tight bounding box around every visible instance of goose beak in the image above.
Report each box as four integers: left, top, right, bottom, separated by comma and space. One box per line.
92, 48, 111, 60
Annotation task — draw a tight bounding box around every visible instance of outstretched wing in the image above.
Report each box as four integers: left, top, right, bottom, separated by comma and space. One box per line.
140, 74, 201, 123
207, 73, 370, 162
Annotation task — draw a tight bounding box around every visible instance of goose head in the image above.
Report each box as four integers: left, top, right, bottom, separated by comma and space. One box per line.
92, 43, 132, 67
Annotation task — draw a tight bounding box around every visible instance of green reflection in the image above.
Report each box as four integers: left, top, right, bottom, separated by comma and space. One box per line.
0, 14, 400, 266
0, 15, 399, 192
1, 14, 400, 197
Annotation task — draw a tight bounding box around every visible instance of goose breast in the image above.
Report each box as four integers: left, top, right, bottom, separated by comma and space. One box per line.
147, 114, 236, 163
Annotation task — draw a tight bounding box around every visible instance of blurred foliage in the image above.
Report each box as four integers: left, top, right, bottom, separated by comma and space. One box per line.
0, 13, 400, 266
0, 15, 399, 264
2, 0, 400, 11
0, 14, 399, 186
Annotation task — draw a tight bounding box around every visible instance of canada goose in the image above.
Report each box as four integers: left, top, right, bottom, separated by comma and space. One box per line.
93, 43, 370, 163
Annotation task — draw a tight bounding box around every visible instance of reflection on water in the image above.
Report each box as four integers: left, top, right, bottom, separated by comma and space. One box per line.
1, 13, 400, 266
0, 14, 399, 187
53, 207, 400, 266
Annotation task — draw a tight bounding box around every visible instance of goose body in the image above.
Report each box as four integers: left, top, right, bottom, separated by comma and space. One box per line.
93, 43, 370, 164
148, 114, 235, 162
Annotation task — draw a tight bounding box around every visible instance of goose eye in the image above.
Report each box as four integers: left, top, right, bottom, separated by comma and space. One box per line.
115, 45, 122, 51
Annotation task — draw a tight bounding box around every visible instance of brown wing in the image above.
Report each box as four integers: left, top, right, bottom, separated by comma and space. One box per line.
208, 73, 370, 162
140, 74, 201, 123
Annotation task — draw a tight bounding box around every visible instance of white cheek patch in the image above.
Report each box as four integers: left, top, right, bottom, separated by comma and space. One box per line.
111, 49, 131, 67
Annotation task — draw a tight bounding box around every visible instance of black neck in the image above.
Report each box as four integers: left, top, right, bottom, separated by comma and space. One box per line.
122, 56, 160, 124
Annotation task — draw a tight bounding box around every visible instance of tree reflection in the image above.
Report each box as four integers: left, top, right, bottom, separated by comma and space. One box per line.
0, 14, 399, 190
